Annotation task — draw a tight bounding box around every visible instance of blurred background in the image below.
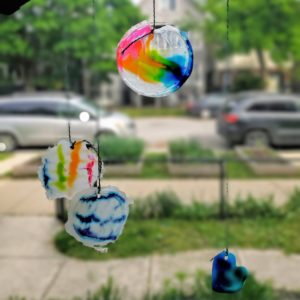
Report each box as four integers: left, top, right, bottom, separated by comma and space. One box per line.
0, 0, 300, 299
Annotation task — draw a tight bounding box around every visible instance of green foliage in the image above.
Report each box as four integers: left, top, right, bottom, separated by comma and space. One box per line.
54, 216, 300, 260
232, 72, 265, 92
132, 191, 182, 219
169, 139, 215, 160
148, 272, 277, 300
132, 191, 282, 221
120, 107, 186, 118
81, 278, 123, 300
140, 153, 169, 179
100, 136, 144, 162
284, 188, 300, 218
0, 153, 12, 161
0, 0, 142, 90
230, 195, 282, 219
54, 189, 300, 260
186, 0, 300, 82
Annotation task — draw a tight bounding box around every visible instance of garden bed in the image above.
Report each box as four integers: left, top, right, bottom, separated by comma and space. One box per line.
167, 139, 220, 177
236, 146, 299, 176
103, 160, 143, 176
100, 136, 145, 177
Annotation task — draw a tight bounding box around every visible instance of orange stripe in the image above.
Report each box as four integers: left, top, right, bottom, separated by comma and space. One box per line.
68, 142, 82, 188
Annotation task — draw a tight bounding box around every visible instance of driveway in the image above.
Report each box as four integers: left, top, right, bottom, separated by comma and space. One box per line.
135, 117, 225, 149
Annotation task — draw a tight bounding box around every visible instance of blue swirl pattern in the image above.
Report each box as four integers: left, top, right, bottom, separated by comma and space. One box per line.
65, 186, 131, 251
212, 250, 248, 293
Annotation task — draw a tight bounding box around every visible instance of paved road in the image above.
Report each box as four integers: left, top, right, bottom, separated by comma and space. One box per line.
135, 117, 226, 149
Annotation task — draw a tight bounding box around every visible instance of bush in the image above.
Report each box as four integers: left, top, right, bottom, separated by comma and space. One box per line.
284, 188, 300, 218
131, 191, 284, 220
230, 195, 283, 219
147, 271, 277, 300
99, 136, 144, 163
169, 139, 215, 161
232, 72, 265, 92
132, 191, 182, 219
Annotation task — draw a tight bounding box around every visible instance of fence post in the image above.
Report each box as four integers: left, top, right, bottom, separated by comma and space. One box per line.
55, 198, 67, 223
219, 159, 226, 219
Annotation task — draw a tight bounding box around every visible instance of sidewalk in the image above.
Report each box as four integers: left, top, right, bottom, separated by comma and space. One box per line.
0, 216, 299, 300
0, 178, 299, 216
0, 150, 42, 177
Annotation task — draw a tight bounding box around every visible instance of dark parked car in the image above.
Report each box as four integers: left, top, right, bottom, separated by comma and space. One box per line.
218, 94, 300, 147
186, 94, 229, 118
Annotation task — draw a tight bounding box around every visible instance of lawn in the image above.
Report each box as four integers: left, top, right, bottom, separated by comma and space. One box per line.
55, 216, 300, 260
0, 153, 12, 161
120, 107, 186, 117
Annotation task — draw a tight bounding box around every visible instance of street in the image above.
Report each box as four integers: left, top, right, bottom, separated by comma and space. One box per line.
136, 117, 226, 149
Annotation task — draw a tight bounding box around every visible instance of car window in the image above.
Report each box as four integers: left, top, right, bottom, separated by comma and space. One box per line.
268, 102, 297, 112
247, 102, 269, 112
248, 101, 298, 113
0, 100, 60, 116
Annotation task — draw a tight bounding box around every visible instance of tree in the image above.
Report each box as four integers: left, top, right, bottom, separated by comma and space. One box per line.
0, 0, 142, 94
187, 0, 300, 81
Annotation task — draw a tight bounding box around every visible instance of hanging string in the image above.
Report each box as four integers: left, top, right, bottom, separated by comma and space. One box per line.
121, 0, 157, 55
224, 0, 231, 255
63, 5, 74, 148
91, 0, 102, 196
153, 0, 156, 28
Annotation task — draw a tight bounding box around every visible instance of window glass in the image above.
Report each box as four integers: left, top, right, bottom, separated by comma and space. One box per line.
248, 103, 269, 112
268, 102, 297, 112
0, 101, 60, 116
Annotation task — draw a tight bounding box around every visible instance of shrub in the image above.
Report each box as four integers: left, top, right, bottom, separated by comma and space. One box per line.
284, 188, 300, 218
232, 72, 265, 92
83, 277, 123, 300
99, 136, 144, 163
230, 195, 283, 219
169, 139, 215, 161
131, 191, 283, 221
147, 271, 277, 300
132, 191, 182, 219
173, 202, 218, 220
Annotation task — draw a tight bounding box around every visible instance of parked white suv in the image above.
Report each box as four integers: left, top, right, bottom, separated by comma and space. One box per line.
0, 93, 136, 151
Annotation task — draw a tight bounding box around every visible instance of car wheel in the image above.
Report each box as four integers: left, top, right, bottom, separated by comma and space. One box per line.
245, 130, 270, 147
0, 133, 17, 152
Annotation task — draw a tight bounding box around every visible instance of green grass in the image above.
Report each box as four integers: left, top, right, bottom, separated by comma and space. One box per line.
55, 216, 300, 261
0, 153, 12, 161
169, 139, 215, 160
120, 107, 186, 117
225, 152, 255, 179
140, 153, 169, 178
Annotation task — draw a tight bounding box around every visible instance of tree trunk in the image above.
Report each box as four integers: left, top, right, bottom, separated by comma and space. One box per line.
22, 61, 35, 91
256, 48, 267, 83
81, 59, 91, 97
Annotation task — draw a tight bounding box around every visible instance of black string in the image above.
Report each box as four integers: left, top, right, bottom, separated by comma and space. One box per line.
63, 18, 73, 147
121, 0, 156, 55
91, 0, 102, 195
153, 0, 156, 28
224, 0, 230, 254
